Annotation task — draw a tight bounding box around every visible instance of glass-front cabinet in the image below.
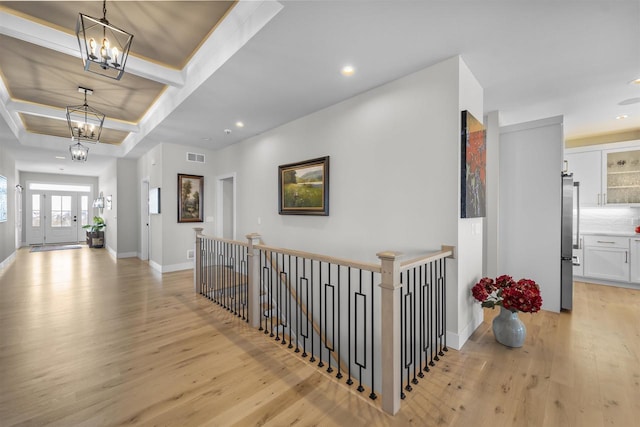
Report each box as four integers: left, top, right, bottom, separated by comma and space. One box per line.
565, 141, 640, 207
604, 149, 640, 205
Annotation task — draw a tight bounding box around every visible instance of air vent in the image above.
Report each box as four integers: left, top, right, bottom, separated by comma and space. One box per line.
187, 152, 205, 163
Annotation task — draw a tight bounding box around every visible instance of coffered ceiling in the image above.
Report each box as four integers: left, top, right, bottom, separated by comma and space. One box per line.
0, 1, 234, 145
1, 1, 639, 176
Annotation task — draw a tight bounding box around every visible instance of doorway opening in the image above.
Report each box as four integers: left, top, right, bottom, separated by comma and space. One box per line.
140, 180, 150, 260
216, 173, 236, 240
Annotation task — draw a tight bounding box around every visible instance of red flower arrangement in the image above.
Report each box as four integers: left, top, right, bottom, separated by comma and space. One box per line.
471, 275, 543, 313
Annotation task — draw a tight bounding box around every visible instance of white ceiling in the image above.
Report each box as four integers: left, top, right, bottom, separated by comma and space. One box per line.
2, 0, 639, 177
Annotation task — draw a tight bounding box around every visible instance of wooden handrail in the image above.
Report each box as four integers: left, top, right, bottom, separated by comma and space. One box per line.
197, 234, 249, 247
255, 243, 381, 273
400, 245, 455, 272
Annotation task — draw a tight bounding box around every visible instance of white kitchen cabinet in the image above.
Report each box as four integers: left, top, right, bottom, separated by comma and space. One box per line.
630, 238, 640, 283
583, 236, 629, 282
566, 141, 640, 207
565, 150, 603, 206
602, 148, 640, 205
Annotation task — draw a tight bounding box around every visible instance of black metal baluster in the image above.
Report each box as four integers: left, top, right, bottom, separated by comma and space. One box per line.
310, 261, 316, 363
418, 265, 425, 379
295, 256, 301, 353
275, 252, 281, 342
258, 250, 264, 331
347, 267, 353, 387
429, 260, 435, 367
270, 251, 275, 338
280, 254, 287, 345
325, 264, 334, 374
404, 271, 412, 394
233, 243, 237, 313
318, 261, 324, 368
356, 269, 364, 393
400, 270, 405, 399
336, 265, 342, 379
287, 254, 293, 348
369, 271, 376, 400
302, 259, 309, 358
442, 258, 448, 353
411, 267, 418, 387
434, 259, 441, 362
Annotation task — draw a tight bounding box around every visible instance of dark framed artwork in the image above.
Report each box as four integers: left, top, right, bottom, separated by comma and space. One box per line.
178, 174, 203, 222
278, 156, 329, 215
461, 111, 486, 218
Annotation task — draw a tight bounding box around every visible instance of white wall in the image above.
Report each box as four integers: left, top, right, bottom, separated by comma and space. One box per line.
137, 143, 219, 272
499, 116, 563, 312
0, 145, 16, 267
210, 56, 483, 348
455, 59, 485, 348
484, 111, 500, 278
116, 159, 138, 257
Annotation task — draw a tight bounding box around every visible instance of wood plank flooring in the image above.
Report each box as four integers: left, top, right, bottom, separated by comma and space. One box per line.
1, 247, 639, 426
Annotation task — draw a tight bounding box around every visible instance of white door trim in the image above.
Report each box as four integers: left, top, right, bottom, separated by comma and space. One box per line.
140, 179, 150, 260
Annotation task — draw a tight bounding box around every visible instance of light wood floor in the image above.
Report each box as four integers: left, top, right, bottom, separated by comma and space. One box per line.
1, 247, 639, 426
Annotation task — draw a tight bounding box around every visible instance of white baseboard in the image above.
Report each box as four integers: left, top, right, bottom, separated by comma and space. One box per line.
149, 260, 162, 272
106, 246, 116, 258
0, 251, 16, 269
148, 260, 194, 273
446, 309, 484, 350
162, 261, 194, 273
117, 251, 138, 259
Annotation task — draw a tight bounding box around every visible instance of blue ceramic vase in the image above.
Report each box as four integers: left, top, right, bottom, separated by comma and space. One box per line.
492, 306, 526, 347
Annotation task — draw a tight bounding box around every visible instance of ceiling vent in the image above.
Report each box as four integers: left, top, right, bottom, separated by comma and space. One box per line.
186, 152, 205, 163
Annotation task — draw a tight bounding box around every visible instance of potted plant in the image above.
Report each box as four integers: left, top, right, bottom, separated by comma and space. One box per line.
471, 275, 542, 347
83, 216, 106, 248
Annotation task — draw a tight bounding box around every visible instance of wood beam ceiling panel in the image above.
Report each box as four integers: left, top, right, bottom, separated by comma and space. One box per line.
0, 35, 165, 123
21, 114, 129, 145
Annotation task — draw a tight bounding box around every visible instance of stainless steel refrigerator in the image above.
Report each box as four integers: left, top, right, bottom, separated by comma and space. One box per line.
561, 173, 579, 310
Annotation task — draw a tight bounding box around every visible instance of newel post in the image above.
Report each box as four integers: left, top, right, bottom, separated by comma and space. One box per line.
377, 250, 402, 415
246, 233, 262, 328
193, 227, 204, 293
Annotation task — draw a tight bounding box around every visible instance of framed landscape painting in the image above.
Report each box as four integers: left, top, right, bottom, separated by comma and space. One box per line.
460, 110, 486, 218
178, 174, 203, 222
279, 156, 329, 215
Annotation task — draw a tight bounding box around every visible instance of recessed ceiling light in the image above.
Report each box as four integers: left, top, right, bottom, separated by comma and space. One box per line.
55, 156, 65, 160
631, 78, 640, 85
616, 114, 629, 120
341, 65, 355, 77
235, 121, 244, 128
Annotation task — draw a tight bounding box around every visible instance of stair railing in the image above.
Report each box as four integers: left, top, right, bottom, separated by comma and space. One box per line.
194, 231, 454, 415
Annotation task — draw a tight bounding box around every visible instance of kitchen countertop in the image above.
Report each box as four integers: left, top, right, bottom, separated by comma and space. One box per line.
581, 231, 640, 238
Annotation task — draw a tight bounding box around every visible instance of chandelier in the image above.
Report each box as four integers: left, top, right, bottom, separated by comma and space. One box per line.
76, 0, 134, 80
66, 87, 105, 144
69, 141, 89, 162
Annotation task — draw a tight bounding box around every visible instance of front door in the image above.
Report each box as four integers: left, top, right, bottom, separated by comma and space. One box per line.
26, 191, 89, 245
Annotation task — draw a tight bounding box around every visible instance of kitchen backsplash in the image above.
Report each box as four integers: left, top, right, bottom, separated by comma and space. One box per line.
579, 207, 640, 233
